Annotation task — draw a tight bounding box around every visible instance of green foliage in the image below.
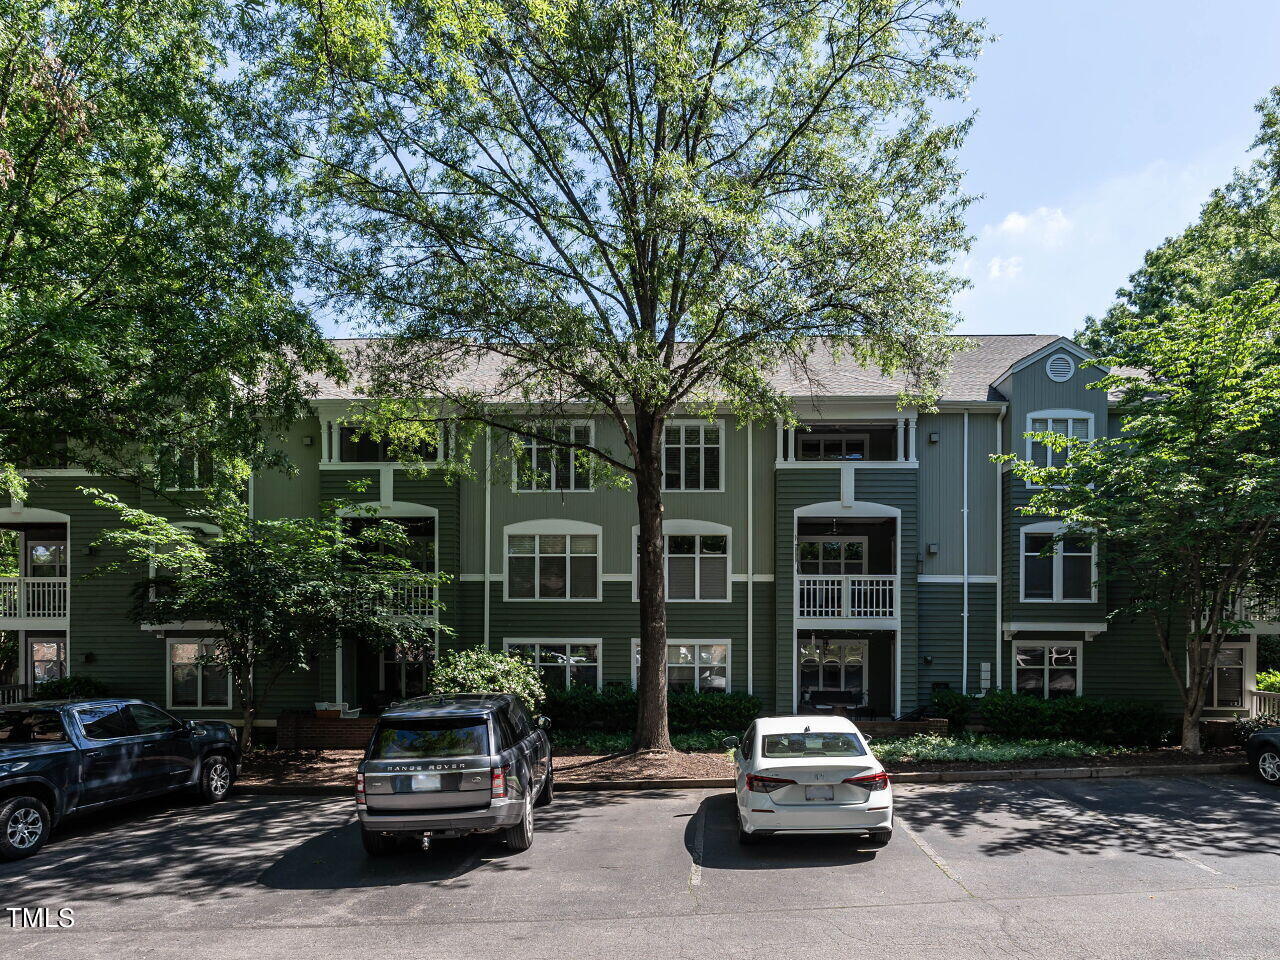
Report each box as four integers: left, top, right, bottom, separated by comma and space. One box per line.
975, 691, 1174, 748
88, 492, 444, 747
0, 632, 16, 683
32, 675, 111, 700
872, 734, 1118, 765
0, 1, 337, 495
1257, 670, 1280, 693
1260, 637, 1280, 672
930, 689, 974, 729
551, 730, 735, 754
542, 688, 762, 737
1232, 714, 1275, 746
429, 649, 545, 710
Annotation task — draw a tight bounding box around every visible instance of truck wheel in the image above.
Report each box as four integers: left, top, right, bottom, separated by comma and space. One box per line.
361, 828, 400, 857
535, 764, 554, 808
0, 796, 51, 861
505, 790, 534, 852
198, 754, 234, 803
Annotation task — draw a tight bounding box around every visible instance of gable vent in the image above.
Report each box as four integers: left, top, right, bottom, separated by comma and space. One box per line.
1045, 353, 1075, 382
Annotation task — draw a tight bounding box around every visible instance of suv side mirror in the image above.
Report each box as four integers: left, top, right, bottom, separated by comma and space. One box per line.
721, 736, 740, 750
538, 716, 552, 731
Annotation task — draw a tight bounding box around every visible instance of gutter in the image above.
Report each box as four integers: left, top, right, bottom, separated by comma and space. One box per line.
995, 404, 1007, 689
961, 409, 969, 695
746, 424, 753, 696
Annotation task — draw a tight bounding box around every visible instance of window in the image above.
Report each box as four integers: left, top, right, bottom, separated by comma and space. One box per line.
506, 533, 599, 600
633, 640, 729, 693
797, 538, 867, 575
1026, 410, 1093, 473
1021, 525, 1094, 602
763, 731, 866, 758
0, 709, 67, 744
76, 703, 136, 740
28, 638, 66, 685
369, 717, 489, 759
1204, 645, 1246, 709
1014, 643, 1080, 699
129, 703, 182, 734
795, 428, 870, 461
159, 447, 214, 491
506, 641, 600, 690
663, 422, 722, 491
168, 640, 231, 709
514, 423, 593, 491
380, 643, 433, 700
338, 426, 440, 464
642, 534, 729, 601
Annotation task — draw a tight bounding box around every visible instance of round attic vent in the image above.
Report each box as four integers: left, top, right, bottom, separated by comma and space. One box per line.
1045, 353, 1075, 382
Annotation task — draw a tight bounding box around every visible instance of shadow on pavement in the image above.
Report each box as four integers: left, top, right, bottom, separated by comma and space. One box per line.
895, 774, 1280, 862
685, 792, 880, 871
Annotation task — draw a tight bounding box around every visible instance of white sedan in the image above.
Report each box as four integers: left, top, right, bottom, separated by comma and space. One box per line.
724, 716, 893, 847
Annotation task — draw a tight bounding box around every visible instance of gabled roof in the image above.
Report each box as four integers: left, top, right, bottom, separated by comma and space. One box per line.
989, 337, 1105, 392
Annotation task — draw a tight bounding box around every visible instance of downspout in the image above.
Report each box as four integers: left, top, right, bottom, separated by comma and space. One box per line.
484, 427, 492, 651
962, 409, 970, 695
746, 423, 754, 696
995, 405, 1007, 690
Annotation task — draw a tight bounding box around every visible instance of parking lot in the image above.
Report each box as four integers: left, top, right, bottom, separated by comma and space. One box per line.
2, 774, 1279, 960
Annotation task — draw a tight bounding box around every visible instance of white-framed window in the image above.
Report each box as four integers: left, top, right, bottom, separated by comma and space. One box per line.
663, 421, 722, 491
631, 640, 730, 693
1025, 409, 1093, 483
505, 639, 602, 690
504, 522, 601, 600
633, 522, 731, 601
1203, 643, 1248, 709
1020, 522, 1095, 603
158, 447, 213, 491
513, 422, 594, 492
1014, 641, 1081, 699
797, 536, 867, 575
167, 639, 232, 710
334, 424, 442, 465
795, 428, 870, 462
380, 640, 436, 701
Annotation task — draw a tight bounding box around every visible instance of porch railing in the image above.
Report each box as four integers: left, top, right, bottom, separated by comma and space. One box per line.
0, 683, 25, 706
0, 577, 69, 619
797, 575, 897, 619
1251, 689, 1280, 719
387, 579, 436, 618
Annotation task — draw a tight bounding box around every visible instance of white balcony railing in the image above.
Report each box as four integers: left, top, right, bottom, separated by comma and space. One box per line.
387, 579, 436, 618
1251, 690, 1280, 720
797, 575, 897, 619
0, 577, 69, 620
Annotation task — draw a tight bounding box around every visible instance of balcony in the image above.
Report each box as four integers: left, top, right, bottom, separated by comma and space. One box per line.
0, 577, 69, 621
797, 575, 897, 620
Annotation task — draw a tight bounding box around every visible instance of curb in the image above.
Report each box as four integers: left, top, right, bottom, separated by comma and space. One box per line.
236, 762, 1249, 797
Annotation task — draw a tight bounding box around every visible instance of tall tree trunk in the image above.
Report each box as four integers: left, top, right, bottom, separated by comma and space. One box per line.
239, 677, 256, 751
1180, 709, 1202, 756
633, 411, 672, 752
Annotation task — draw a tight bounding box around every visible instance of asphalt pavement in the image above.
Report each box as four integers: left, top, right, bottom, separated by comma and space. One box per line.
1, 774, 1278, 960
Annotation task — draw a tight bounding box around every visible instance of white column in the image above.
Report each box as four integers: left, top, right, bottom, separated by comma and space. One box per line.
896, 418, 906, 462
320, 420, 331, 463
775, 419, 784, 464
908, 416, 918, 462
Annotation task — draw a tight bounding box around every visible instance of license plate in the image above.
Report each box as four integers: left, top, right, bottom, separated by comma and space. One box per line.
410, 773, 442, 792
805, 784, 834, 802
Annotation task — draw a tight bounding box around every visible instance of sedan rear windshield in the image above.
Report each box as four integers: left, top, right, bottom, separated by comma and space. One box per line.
370, 717, 490, 759
762, 731, 866, 758
0, 710, 68, 747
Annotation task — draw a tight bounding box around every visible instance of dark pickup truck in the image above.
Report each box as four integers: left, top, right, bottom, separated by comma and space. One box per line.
0, 698, 240, 861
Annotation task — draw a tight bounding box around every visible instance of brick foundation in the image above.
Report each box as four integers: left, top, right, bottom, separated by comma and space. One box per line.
277, 711, 378, 750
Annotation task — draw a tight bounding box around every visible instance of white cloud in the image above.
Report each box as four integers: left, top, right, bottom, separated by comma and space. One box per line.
986, 206, 1073, 248
987, 255, 1024, 281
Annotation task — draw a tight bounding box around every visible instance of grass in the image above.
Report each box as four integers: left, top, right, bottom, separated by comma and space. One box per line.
870, 734, 1119, 764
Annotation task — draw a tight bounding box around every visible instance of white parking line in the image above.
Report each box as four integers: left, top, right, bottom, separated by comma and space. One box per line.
895, 816, 974, 897
688, 805, 705, 888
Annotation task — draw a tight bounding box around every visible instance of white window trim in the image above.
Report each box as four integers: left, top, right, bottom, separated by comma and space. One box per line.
630, 638, 732, 693
662, 419, 725, 493
503, 638, 603, 691
793, 428, 873, 463
1019, 521, 1097, 603
796, 634, 871, 699
503, 519, 602, 602
1024, 409, 1094, 489
796, 535, 870, 575
510, 420, 596, 493
631, 520, 733, 603
322, 419, 447, 468
1012, 639, 1083, 699
379, 637, 440, 697
1198, 640, 1254, 711
165, 637, 233, 711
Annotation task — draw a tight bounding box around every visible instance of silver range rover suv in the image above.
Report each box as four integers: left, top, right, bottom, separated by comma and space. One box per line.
355, 693, 553, 856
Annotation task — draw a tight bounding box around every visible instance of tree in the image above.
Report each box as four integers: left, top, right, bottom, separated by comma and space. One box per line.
245, 0, 985, 750
88, 492, 446, 749
430, 648, 546, 711
0, 0, 339, 497
1080, 87, 1280, 357
1005, 281, 1280, 754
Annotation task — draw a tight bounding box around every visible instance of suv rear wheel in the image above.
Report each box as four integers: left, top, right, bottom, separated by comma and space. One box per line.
0, 796, 51, 861
505, 789, 534, 852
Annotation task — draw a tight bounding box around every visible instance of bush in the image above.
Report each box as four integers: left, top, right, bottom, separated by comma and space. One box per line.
930, 689, 975, 729
543, 687, 762, 737
1259, 636, 1280, 672
429, 649, 545, 709
1232, 714, 1274, 747
551, 729, 737, 754
33, 675, 110, 699
976, 689, 1173, 748
873, 733, 1116, 765
1257, 669, 1280, 693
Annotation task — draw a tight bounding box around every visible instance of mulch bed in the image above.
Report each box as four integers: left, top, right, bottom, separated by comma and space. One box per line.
236, 745, 1245, 790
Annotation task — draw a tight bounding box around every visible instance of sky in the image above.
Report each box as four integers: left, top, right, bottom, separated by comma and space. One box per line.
953, 1, 1280, 337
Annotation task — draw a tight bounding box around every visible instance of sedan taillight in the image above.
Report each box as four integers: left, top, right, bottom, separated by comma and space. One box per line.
745, 774, 796, 794
355, 772, 366, 805
491, 763, 510, 798
844, 771, 890, 791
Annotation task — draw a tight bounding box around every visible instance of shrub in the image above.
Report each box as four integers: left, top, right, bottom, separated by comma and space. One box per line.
930, 689, 976, 729
33, 675, 110, 699
1257, 669, 1280, 693
1259, 636, 1280, 672
975, 690, 1173, 748
429, 648, 545, 709
1232, 714, 1274, 746
542, 687, 762, 736
873, 734, 1116, 765
551, 729, 737, 754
